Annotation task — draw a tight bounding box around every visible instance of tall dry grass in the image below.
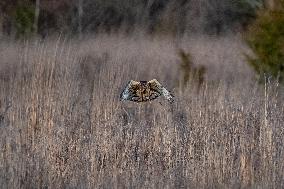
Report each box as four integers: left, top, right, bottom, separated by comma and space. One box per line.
0, 34, 284, 189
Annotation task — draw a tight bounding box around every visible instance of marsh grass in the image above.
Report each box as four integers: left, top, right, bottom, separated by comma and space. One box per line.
0, 34, 284, 188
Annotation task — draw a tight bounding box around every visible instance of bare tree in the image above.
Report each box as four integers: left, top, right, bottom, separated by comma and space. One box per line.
34, 0, 40, 34
0, 14, 3, 37
264, 0, 284, 10
78, 0, 83, 38
264, 0, 275, 9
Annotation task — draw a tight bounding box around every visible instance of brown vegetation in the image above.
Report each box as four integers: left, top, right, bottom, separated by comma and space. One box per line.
0, 35, 283, 188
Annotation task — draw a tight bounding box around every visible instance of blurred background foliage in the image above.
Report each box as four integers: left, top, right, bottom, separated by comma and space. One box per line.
14, 1, 35, 37
1, 0, 284, 83
245, 0, 284, 82
0, 0, 262, 37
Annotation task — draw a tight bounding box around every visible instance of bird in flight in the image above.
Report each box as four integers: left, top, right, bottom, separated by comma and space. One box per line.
120, 79, 174, 103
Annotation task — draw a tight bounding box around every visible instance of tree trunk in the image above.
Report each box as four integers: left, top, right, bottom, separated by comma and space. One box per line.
264, 0, 284, 10
34, 0, 40, 35
266, 0, 275, 9
78, 0, 83, 38
0, 15, 3, 38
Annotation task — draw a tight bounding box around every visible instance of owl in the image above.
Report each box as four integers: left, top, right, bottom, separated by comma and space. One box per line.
120, 79, 174, 103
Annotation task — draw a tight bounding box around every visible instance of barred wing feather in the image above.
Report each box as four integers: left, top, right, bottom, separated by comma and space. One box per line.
148, 79, 174, 103
120, 80, 140, 101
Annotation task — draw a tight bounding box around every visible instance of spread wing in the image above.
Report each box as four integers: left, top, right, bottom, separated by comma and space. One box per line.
147, 79, 174, 103
120, 80, 140, 101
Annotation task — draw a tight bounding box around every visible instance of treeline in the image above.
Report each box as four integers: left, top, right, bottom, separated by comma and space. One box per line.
0, 0, 263, 38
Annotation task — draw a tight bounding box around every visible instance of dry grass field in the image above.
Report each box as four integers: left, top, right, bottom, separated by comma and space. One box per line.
0, 34, 284, 188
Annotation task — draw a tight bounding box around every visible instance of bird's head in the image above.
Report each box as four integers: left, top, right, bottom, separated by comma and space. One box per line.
140, 81, 148, 90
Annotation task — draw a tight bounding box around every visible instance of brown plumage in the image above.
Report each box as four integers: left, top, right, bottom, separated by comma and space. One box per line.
120, 79, 174, 103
